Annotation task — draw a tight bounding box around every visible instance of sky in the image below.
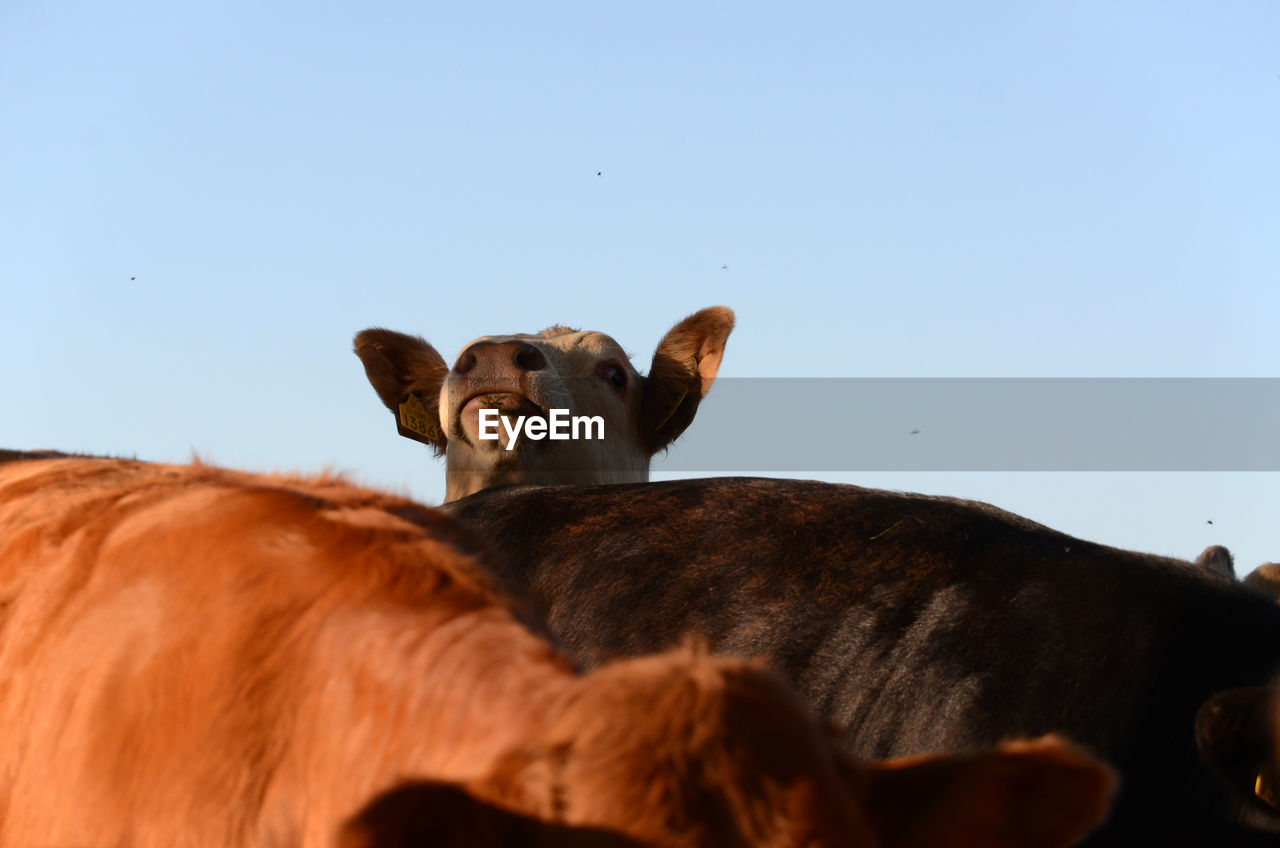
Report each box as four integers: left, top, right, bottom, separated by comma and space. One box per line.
3, 2, 1278, 573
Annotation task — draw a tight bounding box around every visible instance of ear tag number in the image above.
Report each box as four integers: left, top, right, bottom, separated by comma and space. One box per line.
397, 393, 441, 443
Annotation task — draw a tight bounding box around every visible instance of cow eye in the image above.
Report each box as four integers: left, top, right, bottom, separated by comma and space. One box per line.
598, 363, 628, 391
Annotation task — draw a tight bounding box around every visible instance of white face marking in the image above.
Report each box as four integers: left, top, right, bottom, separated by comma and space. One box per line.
441, 329, 646, 500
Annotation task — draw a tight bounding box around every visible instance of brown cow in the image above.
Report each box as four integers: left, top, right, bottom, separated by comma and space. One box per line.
0, 456, 1114, 847
354, 307, 733, 501
1244, 563, 1280, 602
341, 735, 1114, 848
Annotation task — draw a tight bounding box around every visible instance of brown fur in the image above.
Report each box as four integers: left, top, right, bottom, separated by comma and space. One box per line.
473, 652, 874, 848
859, 737, 1116, 848
0, 457, 870, 847
353, 307, 734, 501
1244, 563, 1280, 602
0, 457, 1118, 848
1196, 545, 1236, 580
0, 457, 556, 845
537, 325, 580, 338
344, 719, 1115, 848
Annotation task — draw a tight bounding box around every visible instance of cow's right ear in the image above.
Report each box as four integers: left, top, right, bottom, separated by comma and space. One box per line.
860, 735, 1116, 848
640, 306, 735, 455
353, 329, 450, 455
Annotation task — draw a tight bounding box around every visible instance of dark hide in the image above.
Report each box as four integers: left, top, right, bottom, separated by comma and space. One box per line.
449, 477, 1280, 846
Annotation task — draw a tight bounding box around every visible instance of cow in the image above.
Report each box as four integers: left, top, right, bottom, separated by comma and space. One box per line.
353, 307, 733, 501
1244, 563, 1280, 602
0, 456, 1113, 848
446, 476, 1280, 846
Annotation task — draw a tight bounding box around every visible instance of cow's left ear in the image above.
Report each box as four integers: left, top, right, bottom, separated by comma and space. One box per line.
354, 328, 450, 456
859, 735, 1116, 848
640, 306, 734, 455
1196, 687, 1280, 814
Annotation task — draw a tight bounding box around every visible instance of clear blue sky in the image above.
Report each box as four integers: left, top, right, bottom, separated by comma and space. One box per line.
4, 2, 1277, 571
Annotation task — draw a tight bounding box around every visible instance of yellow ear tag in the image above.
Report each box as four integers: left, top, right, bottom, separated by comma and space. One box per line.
1256, 771, 1280, 808
397, 393, 441, 444
654, 387, 690, 431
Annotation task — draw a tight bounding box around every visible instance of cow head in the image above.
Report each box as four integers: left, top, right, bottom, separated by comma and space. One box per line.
1196, 687, 1280, 831
342, 689, 1115, 848
354, 307, 733, 501
467, 651, 868, 848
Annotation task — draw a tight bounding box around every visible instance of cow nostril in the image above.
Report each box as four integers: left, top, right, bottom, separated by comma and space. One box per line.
513, 345, 547, 372
454, 350, 478, 374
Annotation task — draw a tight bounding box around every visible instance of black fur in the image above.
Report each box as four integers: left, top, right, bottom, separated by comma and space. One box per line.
450, 476, 1280, 846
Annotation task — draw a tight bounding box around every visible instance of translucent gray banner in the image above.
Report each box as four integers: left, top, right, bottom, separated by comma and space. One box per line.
656, 379, 1280, 472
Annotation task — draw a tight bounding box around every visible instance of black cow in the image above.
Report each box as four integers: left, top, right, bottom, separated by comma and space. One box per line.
449, 476, 1280, 846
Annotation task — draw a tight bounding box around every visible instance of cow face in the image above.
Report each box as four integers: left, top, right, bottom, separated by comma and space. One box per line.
354, 307, 733, 501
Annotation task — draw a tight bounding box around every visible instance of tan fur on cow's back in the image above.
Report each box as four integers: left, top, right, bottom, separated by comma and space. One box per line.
0, 457, 570, 847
